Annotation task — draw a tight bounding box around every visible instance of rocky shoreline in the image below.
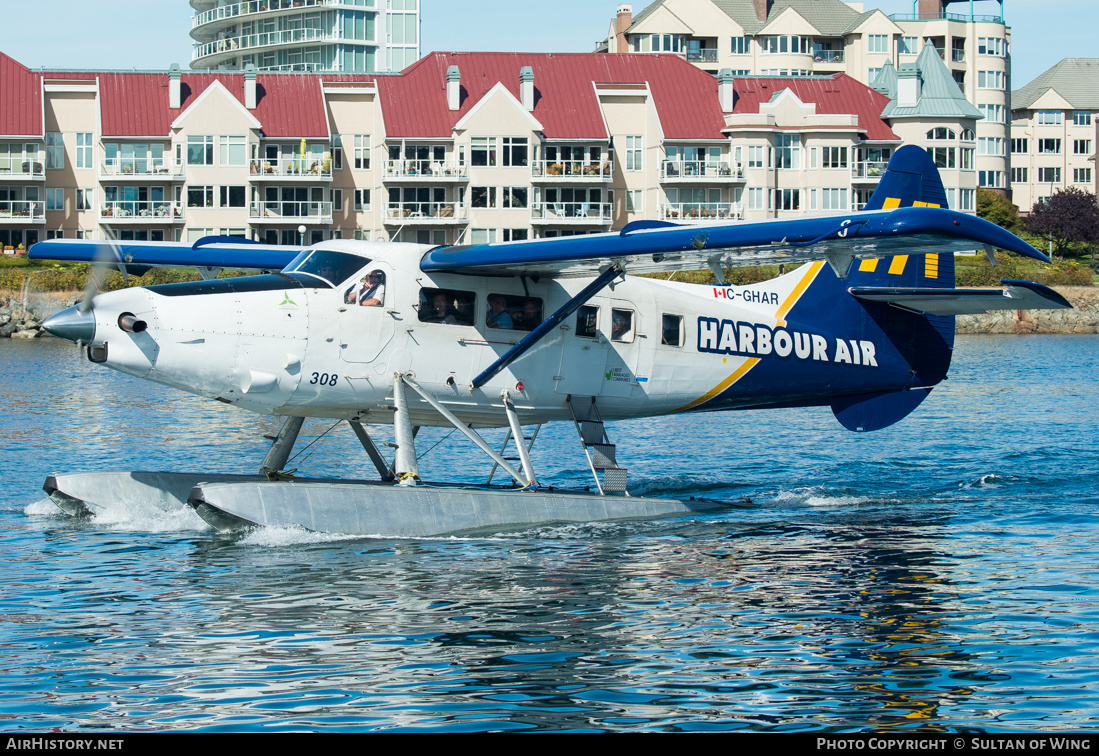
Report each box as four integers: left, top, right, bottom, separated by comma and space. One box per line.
4, 287, 1099, 339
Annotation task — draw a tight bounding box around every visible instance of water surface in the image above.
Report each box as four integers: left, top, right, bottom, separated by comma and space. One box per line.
2, 335, 1097, 731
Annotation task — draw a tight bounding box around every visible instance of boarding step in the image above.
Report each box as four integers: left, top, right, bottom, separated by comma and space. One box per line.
566, 395, 628, 494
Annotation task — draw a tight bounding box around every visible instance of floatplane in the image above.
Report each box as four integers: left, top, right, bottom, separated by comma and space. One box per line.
33, 147, 1070, 536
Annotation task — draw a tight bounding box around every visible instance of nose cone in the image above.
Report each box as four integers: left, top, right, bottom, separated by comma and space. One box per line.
42, 305, 96, 344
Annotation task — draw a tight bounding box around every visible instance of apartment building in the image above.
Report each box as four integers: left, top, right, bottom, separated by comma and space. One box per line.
190, 0, 420, 73
1009, 58, 1099, 212
599, 0, 1009, 193
0, 49, 979, 252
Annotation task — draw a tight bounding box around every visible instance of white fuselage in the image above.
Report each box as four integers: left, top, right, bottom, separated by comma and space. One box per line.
83, 240, 905, 428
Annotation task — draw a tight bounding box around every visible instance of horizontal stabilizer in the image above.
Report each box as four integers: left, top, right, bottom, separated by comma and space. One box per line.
832, 388, 933, 432
28, 238, 302, 271
848, 279, 1072, 316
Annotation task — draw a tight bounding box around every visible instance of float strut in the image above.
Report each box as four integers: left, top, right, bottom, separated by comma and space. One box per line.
392, 373, 421, 485
400, 375, 528, 487
502, 391, 537, 487
349, 419, 395, 481
260, 416, 304, 475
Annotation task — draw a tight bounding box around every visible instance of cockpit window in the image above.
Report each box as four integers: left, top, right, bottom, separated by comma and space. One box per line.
284, 250, 369, 287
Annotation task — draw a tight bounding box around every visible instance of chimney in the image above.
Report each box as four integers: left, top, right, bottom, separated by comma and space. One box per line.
897, 68, 922, 107
718, 69, 735, 113
169, 63, 181, 109
446, 65, 461, 111
917, 0, 945, 18
752, 0, 771, 22
616, 4, 632, 54
520, 66, 535, 111
244, 64, 257, 109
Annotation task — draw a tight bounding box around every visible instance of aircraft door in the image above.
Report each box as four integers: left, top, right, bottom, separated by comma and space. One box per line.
338, 262, 396, 364
555, 303, 610, 396
598, 299, 642, 398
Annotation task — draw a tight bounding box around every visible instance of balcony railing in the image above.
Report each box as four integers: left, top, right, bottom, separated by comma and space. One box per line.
661, 160, 741, 180
193, 27, 334, 61
193, 0, 342, 30
100, 158, 181, 179
383, 202, 467, 223
851, 161, 888, 180
686, 49, 718, 63
813, 49, 844, 63
249, 156, 332, 179
249, 201, 332, 221
660, 202, 740, 222
0, 160, 44, 179
100, 201, 185, 222
889, 12, 1004, 23
530, 202, 612, 223
531, 160, 612, 180
384, 159, 468, 179
952, 48, 966, 62
0, 202, 45, 221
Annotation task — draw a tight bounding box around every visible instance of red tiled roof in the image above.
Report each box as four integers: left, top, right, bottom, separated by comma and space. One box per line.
729, 74, 899, 141
0, 53, 42, 136
377, 52, 729, 140
41, 69, 337, 138
1, 52, 897, 144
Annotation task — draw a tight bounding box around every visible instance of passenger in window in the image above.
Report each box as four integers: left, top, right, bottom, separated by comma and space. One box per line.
611, 310, 633, 342
346, 270, 386, 306
486, 294, 514, 329
423, 292, 458, 324
516, 298, 542, 331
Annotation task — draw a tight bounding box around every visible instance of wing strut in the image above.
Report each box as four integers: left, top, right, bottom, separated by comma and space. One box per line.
470, 263, 624, 390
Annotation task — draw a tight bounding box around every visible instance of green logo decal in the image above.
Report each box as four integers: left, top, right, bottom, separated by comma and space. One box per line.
280, 292, 297, 307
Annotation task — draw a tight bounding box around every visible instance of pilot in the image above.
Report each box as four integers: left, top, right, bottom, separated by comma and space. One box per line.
424, 292, 458, 324
356, 270, 385, 306
486, 294, 513, 329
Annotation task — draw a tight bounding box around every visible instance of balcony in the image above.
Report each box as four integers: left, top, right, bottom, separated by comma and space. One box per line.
0, 160, 44, 180
384, 159, 468, 181
193, 27, 344, 66
813, 49, 844, 64
383, 202, 467, 224
531, 160, 612, 182
100, 158, 183, 181
249, 157, 332, 180
686, 49, 718, 63
889, 12, 1004, 23
192, 0, 343, 35
100, 202, 185, 223
530, 202, 612, 224
660, 202, 740, 222
851, 161, 888, 181
249, 201, 333, 223
0, 202, 45, 223
952, 48, 966, 62
661, 160, 742, 182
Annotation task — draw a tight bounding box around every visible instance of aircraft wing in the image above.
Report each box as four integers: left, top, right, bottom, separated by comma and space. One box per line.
848, 279, 1072, 315
28, 237, 302, 275
419, 207, 1048, 279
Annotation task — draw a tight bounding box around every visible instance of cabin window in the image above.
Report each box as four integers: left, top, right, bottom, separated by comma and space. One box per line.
611, 308, 634, 343
418, 287, 475, 325
661, 314, 683, 346
486, 293, 542, 331
576, 305, 598, 338
344, 269, 387, 306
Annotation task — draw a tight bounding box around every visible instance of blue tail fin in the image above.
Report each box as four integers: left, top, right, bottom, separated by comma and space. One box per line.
863, 145, 950, 211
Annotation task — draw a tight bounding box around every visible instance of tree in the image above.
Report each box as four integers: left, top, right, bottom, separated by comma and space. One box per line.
1024, 187, 1099, 258
976, 188, 1022, 234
